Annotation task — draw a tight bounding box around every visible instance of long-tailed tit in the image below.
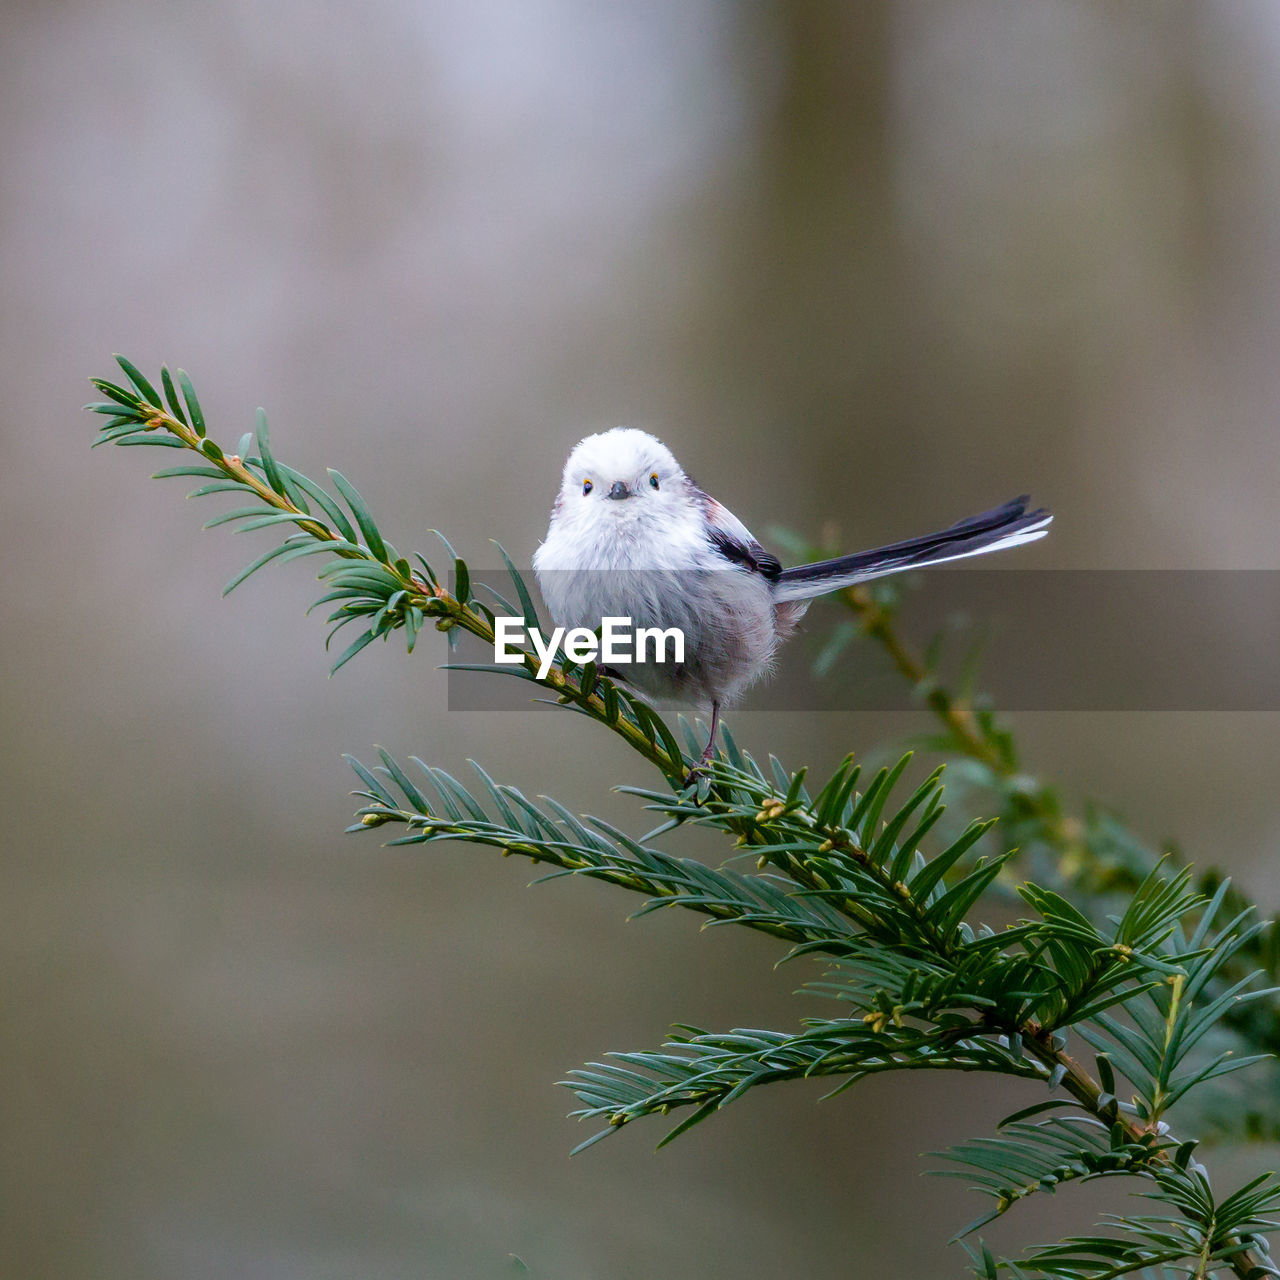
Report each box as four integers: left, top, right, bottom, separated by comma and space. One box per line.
533, 428, 1051, 768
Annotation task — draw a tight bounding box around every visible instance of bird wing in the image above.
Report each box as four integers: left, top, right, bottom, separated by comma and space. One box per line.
701, 494, 782, 581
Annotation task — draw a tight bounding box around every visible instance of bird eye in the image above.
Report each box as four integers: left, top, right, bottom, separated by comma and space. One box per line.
582, 479, 593, 495
649, 473, 660, 490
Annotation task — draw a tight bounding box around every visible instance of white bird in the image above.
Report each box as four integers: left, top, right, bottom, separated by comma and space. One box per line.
533, 428, 1051, 770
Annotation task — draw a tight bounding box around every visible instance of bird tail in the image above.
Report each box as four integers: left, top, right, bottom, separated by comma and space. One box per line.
770, 496, 1052, 603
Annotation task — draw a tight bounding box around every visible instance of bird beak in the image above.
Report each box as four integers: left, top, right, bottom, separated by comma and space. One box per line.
606, 480, 631, 500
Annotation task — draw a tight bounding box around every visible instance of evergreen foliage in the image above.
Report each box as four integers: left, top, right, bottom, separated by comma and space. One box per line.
88, 358, 1280, 1277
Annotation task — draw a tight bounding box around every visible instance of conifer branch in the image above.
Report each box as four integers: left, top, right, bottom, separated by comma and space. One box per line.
810, 548, 1280, 1132
87, 357, 690, 784
87, 359, 1280, 1279
354, 744, 1277, 1277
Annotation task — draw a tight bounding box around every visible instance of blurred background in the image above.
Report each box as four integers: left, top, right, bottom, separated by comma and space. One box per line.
5, 2, 1280, 1276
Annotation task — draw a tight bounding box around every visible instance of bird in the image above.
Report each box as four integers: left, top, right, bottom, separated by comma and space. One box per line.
533, 427, 1051, 772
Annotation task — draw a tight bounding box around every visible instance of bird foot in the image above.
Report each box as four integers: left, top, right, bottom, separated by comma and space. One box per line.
682, 742, 719, 789
681, 703, 721, 790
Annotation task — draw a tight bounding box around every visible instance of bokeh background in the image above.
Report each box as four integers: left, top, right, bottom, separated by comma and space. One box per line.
5, 2, 1280, 1276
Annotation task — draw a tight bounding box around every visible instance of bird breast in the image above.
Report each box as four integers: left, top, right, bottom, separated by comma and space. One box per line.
533, 510, 783, 708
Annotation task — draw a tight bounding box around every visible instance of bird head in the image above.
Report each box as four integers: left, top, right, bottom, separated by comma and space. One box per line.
556, 427, 687, 519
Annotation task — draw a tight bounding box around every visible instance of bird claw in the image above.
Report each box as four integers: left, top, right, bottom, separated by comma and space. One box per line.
682, 743, 719, 796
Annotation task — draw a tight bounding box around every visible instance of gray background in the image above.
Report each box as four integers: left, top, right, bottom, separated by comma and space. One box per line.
5, 3, 1280, 1276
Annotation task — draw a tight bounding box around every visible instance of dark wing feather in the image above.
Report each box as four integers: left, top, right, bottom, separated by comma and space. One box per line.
697, 489, 781, 580
708, 526, 782, 579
